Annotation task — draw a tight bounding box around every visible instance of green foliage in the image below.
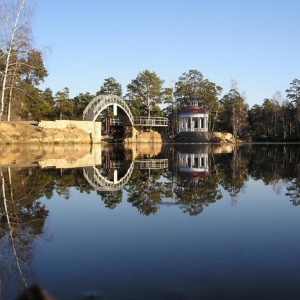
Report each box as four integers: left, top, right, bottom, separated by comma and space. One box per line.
286, 79, 300, 104
1, 49, 49, 121
18, 85, 47, 121
19, 50, 48, 86
219, 86, 248, 137
72, 92, 94, 120
174, 70, 204, 108
248, 104, 265, 136
125, 70, 165, 117
95, 77, 122, 124
248, 89, 297, 140
96, 77, 122, 96
55, 87, 74, 120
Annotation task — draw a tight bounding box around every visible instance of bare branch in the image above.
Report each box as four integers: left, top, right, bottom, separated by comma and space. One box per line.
0, 0, 33, 122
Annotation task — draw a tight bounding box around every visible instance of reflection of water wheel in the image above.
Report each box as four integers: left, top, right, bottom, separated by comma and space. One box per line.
83, 159, 169, 191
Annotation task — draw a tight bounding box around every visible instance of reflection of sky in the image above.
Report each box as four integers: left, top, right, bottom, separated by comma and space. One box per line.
32, 177, 300, 300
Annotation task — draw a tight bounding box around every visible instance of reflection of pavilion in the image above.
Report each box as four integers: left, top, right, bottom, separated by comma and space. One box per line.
168, 147, 217, 216
179, 152, 209, 186
159, 149, 210, 206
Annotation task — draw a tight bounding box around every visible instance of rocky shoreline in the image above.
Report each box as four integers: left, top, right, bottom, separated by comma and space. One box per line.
0, 123, 92, 144
0, 122, 239, 144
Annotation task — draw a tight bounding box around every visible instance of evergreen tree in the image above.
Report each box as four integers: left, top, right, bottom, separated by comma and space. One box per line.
96, 77, 122, 96
72, 92, 94, 120
125, 70, 165, 117
55, 87, 73, 120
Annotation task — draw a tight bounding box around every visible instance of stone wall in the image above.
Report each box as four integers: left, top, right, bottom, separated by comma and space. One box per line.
38, 120, 101, 143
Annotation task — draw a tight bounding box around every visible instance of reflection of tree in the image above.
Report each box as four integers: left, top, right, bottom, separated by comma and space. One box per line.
219, 148, 249, 203
125, 168, 169, 216
285, 162, 300, 206
286, 178, 300, 206
0, 167, 49, 297
245, 145, 300, 205
174, 169, 222, 216
55, 168, 94, 199
248, 145, 298, 184
98, 190, 123, 209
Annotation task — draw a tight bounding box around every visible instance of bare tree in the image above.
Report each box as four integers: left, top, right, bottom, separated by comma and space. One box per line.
228, 82, 248, 139
0, 0, 32, 122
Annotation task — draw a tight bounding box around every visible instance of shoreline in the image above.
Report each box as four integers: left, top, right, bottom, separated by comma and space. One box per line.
1, 122, 298, 144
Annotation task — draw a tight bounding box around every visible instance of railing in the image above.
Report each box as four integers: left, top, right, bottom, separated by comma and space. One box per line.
134, 159, 168, 169
134, 117, 168, 127
110, 117, 168, 127
110, 118, 123, 125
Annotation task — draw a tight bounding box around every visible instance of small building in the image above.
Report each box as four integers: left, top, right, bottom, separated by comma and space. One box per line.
179, 98, 208, 133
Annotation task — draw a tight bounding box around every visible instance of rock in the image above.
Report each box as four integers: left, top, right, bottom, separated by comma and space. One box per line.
0, 123, 91, 144
124, 129, 163, 143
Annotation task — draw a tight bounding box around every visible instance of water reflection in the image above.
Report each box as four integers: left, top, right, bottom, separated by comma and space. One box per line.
0, 166, 49, 297
173, 145, 221, 215
40, 143, 300, 214
1, 143, 300, 297
1, 143, 300, 212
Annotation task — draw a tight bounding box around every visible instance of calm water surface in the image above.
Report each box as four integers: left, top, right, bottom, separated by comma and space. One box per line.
1, 143, 300, 299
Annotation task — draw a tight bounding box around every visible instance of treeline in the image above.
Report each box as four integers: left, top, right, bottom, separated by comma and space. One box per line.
1, 1, 300, 140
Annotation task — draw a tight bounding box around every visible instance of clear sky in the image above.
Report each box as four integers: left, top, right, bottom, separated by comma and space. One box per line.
33, 0, 300, 106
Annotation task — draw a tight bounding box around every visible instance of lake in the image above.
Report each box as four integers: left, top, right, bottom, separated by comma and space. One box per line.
1, 143, 300, 300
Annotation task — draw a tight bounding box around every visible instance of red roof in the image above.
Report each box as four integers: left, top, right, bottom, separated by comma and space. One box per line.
180, 106, 207, 115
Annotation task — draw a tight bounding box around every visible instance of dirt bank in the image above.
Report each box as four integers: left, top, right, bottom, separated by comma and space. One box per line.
0, 122, 91, 144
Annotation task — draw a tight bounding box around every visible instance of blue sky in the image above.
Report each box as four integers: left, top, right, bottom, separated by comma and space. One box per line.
33, 0, 300, 106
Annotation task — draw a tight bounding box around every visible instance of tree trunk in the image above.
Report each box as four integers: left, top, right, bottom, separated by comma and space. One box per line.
0, 0, 26, 122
